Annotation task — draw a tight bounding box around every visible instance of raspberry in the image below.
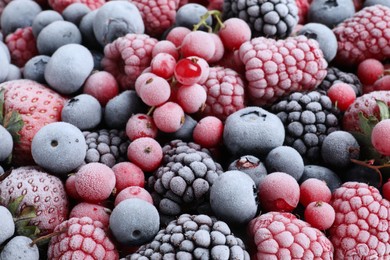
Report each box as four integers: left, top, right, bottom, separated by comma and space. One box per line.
130, 0, 179, 37
248, 211, 334, 259
371, 118, 390, 156
357, 59, 385, 86
193, 116, 224, 148
200, 66, 246, 121
5, 26, 38, 67
101, 33, 158, 90
333, 5, 390, 67
300, 178, 332, 207
327, 82, 357, 112
239, 36, 328, 106
329, 182, 390, 259
47, 217, 119, 259
218, 18, 251, 51
48, 0, 104, 13
304, 201, 335, 230
127, 137, 163, 172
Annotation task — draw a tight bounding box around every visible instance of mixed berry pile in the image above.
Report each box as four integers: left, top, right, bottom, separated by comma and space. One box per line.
1, 0, 390, 259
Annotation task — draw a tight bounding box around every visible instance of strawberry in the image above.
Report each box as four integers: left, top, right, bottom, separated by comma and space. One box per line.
0, 79, 67, 165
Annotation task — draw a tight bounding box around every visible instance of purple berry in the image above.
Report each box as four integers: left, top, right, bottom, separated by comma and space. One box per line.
265, 146, 304, 181
308, 0, 355, 28
23, 55, 50, 84
62, 3, 91, 26
32, 10, 63, 38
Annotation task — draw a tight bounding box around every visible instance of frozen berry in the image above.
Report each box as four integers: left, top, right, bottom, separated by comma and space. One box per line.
165, 26, 191, 47
357, 59, 384, 86
218, 18, 251, 51
327, 82, 357, 111
31, 10, 63, 38
23, 55, 50, 84
138, 75, 171, 107
371, 119, 390, 156
174, 57, 202, 85
0, 206, 14, 245
265, 146, 304, 181
83, 71, 119, 106
127, 137, 163, 172
69, 202, 110, 227
180, 31, 215, 61
228, 155, 267, 188
208, 33, 225, 64
0, 236, 39, 260
112, 161, 145, 192
193, 116, 224, 148
153, 102, 185, 133
176, 83, 207, 114
258, 171, 300, 212
152, 40, 179, 60
382, 179, 390, 201
300, 178, 332, 207
114, 186, 153, 206
373, 75, 390, 91
65, 175, 81, 200
62, 3, 91, 25
175, 3, 212, 31
126, 113, 158, 141
0, 125, 13, 162
304, 201, 335, 230
4, 64, 21, 81
161, 114, 198, 142
150, 53, 176, 79
308, 0, 355, 28
5, 26, 38, 67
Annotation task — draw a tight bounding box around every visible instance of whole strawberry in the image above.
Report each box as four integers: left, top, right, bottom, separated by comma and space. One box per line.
0, 166, 69, 234
0, 79, 66, 165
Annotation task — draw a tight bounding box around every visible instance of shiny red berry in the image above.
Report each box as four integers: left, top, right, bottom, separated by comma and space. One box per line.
174, 58, 202, 85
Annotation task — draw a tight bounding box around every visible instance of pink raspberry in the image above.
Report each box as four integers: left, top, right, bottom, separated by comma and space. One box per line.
329, 182, 390, 259
130, 0, 180, 37
48, 0, 105, 13
239, 35, 328, 106
248, 211, 334, 259
5, 26, 38, 67
101, 33, 158, 90
333, 5, 390, 67
200, 66, 246, 121
47, 217, 119, 259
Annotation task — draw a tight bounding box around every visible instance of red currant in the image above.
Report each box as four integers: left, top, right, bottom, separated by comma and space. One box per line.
174, 58, 202, 85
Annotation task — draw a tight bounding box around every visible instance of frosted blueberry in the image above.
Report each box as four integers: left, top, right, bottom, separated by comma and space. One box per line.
32, 10, 63, 38
23, 55, 50, 83
0, 236, 39, 260
0, 125, 13, 162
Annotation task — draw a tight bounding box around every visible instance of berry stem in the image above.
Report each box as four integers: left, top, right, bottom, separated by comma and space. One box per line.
0, 167, 13, 182
29, 227, 68, 247
146, 106, 156, 117
350, 158, 390, 186
192, 10, 225, 33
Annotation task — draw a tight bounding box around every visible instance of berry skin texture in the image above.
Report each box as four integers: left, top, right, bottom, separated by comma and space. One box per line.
371, 119, 390, 156
152, 40, 179, 60
357, 59, 385, 86
69, 202, 111, 227
0, 206, 14, 245
114, 186, 153, 206
300, 165, 342, 192
308, 0, 355, 28
138, 75, 171, 107
258, 172, 300, 212
374, 75, 390, 91
150, 53, 176, 79
152, 102, 185, 133
327, 82, 356, 111
218, 18, 251, 51
47, 217, 119, 259
74, 163, 116, 203
176, 83, 207, 114
228, 155, 268, 188
180, 31, 216, 61
174, 58, 202, 85
299, 178, 332, 207
329, 182, 390, 259
0, 125, 13, 162
265, 146, 304, 181
304, 201, 335, 230
5, 26, 38, 67
126, 113, 158, 141
0, 236, 39, 260
382, 179, 390, 201
193, 116, 224, 148
48, 0, 104, 13
165, 26, 191, 47
127, 137, 163, 172
65, 175, 82, 200
112, 161, 145, 193
83, 71, 119, 106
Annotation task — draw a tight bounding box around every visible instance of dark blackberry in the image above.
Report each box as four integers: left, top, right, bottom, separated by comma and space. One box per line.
162, 139, 212, 163
318, 67, 363, 96
271, 90, 341, 164
126, 214, 250, 260
83, 129, 130, 167
223, 0, 299, 39
148, 141, 223, 219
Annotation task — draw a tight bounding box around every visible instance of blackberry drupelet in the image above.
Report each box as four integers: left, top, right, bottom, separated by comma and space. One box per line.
162, 139, 212, 163
271, 91, 341, 164
83, 128, 130, 168
223, 0, 299, 39
318, 67, 363, 96
127, 214, 250, 259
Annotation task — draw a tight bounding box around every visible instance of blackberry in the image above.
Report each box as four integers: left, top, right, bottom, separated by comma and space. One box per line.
223, 0, 299, 39
126, 214, 250, 260
162, 139, 212, 163
271, 90, 341, 164
83, 129, 130, 168
318, 67, 363, 96
148, 141, 223, 219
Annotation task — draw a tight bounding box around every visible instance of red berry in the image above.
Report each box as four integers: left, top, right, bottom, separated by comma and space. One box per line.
304, 201, 335, 230
218, 18, 251, 51
180, 31, 215, 61
65, 174, 81, 200
187, 56, 210, 84
373, 75, 390, 91
382, 179, 390, 200
152, 102, 185, 133
300, 178, 332, 207
371, 119, 390, 156
357, 58, 384, 85
166, 26, 191, 47
176, 83, 207, 114
152, 40, 179, 60
207, 33, 225, 64
83, 71, 119, 106
138, 75, 171, 107
112, 161, 145, 193
135, 72, 155, 95
127, 137, 163, 172
327, 82, 356, 111
126, 113, 158, 141
174, 58, 202, 85
193, 116, 224, 148
114, 186, 153, 206
69, 202, 111, 227
150, 53, 176, 79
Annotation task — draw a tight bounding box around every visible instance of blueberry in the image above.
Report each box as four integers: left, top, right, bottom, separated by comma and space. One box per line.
299, 165, 342, 192
0, 166, 4, 175
93, 1, 144, 46
0, 125, 13, 162
110, 198, 160, 246
0, 236, 39, 260
62, 3, 91, 26
297, 23, 338, 62
265, 146, 304, 180
0, 206, 14, 245
37, 20, 82, 55
31, 122, 87, 177
364, 0, 390, 8
228, 155, 267, 188
308, 0, 355, 28
44, 44, 94, 94
61, 94, 102, 130
223, 106, 285, 157
4, 64, 21, 81
0, 46, 10, 83
23, 55, 50, 84
0, 0, 42, 36
210, 170, 258, 224
0, 41, 11, 62
321, 130, 360, 169
175, 3, 212, 31
90, 50, 104, 70
32, 10, 63, 38
79, 10, 100, 49
104, 90, 146, 129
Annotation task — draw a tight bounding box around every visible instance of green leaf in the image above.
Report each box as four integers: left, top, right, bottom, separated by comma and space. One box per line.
18, 205, 37, 220
16, 223, 40, 238
358, 112, 378, 136
376, 99, 390, 121
0, 88, 5, 124
3, 110, 24, 143
7, 195, 24, 217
